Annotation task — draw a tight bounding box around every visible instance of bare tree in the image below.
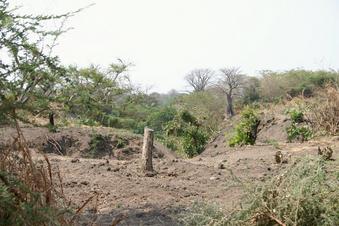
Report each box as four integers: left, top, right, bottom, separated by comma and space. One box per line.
218, 67, 243, 117
185, 69, 214, 92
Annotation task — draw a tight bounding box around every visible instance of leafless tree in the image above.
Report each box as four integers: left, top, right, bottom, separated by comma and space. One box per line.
218, 67, 244, 117
185, 68, 214, 92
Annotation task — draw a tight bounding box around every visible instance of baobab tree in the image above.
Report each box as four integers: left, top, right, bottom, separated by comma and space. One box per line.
218, 67, 244, 118
185, 68, 214, 92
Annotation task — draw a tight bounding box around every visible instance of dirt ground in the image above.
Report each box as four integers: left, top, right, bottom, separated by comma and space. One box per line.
0, 126, 338, 226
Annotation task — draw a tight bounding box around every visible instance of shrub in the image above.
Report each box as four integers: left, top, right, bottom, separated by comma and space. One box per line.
309, 87, 339, 135
87, 133, 113, 158
0, 128, 73, 225
181, 126, 208, 158
286, 108, 304, 123
229, 107, 260, 147
181, 156, 339, 226
286, 124, 313, 142
285, 108, 313, 142
163, 110, 209, 158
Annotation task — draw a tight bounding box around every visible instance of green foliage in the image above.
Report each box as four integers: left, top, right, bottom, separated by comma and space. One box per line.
286, 108, 304, 123
0, 0, 74, 120
259, 70, 339, 102
181, 126, 208, 158
286, 108, 313, 142
144, 106, 177, 133
229, 107, 260, 147
162, 110, 208, 158
0, 172, 70, 226
287, 124, 313, 142
87, 133, 112, 158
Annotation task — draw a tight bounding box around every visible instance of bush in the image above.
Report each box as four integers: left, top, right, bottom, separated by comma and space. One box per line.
286, 108, 304, 123
87, 133, 113, 158
309, 87, 339, 135
0, 128, 73, 225
286, 124, 313, 142
229, 107, 260, 147
182, 126, 208, 158
285, 108, 313, 142
181, 156, 339, 226
163, 110, 209, 158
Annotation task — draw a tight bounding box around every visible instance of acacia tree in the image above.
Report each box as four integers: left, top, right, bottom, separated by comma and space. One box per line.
185, 68, 214, 92
0, 0, 77, 122
218, 67, 243, 117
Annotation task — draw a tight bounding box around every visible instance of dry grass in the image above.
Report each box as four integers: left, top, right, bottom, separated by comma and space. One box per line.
0, 122, 73, 225
181, 156, 339, 226
308, 86, 339, 135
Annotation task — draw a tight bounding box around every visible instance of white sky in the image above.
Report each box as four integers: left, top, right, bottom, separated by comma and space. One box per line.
10, 0, 339, 93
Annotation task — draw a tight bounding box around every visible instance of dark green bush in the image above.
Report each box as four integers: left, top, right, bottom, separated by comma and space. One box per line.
229, 107, 260, 147
87, 133, 113, 157
162, 110, 209, 157
182, 126, 208, 158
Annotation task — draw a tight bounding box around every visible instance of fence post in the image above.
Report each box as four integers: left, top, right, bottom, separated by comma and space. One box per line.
141, 127, 155, 175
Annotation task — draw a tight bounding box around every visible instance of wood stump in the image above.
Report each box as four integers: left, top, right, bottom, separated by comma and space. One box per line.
141, 128, 156, 176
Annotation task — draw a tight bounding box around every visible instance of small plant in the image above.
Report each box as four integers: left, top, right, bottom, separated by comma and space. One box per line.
88, 133, 113, 158
286, 108, 304, 123
47, 124, 58, 133
229, 107, 260, 147
285, 108, 313, 142
287, 124, 313, 142
115, 137, 128, 148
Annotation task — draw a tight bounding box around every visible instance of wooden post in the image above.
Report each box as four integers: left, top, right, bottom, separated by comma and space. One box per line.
141, 127, 155, 175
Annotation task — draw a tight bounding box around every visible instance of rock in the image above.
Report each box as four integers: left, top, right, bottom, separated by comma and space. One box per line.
275, 151, 283, 164
80, 181, 89, 186
209, 176, 220, 181
318, 146, 333, 160
71, 158, 80, 163
168, 171, 178, 177
112, 167, 120, 172
216, 162, 225, 169
144, 171, 157, 177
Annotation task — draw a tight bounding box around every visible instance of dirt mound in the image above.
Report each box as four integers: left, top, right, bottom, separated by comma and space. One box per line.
0, 127, 173, 161
256, 114, 291, 143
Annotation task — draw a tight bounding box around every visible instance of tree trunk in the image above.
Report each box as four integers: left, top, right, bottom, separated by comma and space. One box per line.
141, 127, 155, 175
49, 112, 55, 126
226, 94, 234, 117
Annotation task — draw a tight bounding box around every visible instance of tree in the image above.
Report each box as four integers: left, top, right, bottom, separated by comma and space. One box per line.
218, 67, 243, 117
185, 68, 214, 92
0, 0, 77, 122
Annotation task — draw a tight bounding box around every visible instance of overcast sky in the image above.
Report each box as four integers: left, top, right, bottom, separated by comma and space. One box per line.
10, 0, 339, 93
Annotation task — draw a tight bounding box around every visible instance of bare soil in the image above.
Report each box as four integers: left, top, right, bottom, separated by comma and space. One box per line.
0, 125, 337, 226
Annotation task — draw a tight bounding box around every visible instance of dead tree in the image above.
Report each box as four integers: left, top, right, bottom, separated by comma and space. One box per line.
218, 67, 243, 118
185, 68, 214, 92
141, 127, 155, 175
